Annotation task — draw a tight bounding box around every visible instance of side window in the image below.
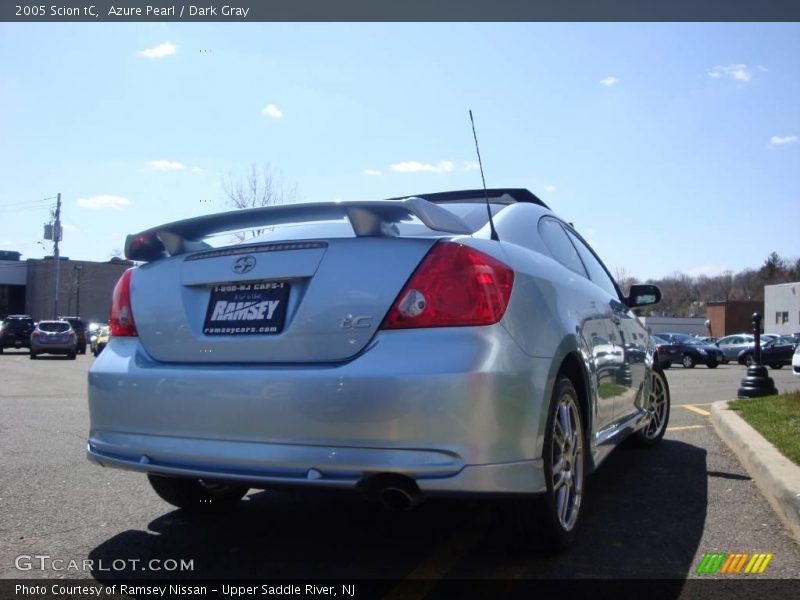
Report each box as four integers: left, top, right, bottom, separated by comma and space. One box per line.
538, 218, 587, 277
566, 230, 620, 299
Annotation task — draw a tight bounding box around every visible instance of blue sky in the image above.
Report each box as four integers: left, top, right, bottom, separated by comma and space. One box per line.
0, 22, 798, 280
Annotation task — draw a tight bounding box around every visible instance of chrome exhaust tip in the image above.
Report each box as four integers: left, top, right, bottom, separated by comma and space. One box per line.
358, 474, 423, 511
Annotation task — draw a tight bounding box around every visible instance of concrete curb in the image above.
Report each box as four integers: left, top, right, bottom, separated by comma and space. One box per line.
711, 400, 800, 543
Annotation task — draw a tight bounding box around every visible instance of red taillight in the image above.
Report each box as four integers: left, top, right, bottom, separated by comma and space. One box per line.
380, 242, 514, 330
109, 268, 138, 337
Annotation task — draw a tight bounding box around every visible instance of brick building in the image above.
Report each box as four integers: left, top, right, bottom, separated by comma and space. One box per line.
706, 300, 764, 337
0, 252, 132, 322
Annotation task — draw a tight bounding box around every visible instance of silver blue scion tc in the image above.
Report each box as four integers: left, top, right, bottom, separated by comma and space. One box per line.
87, 188, 669, 550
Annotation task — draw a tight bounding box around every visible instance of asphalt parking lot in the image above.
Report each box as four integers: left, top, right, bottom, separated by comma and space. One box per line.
1, 351, 799, 587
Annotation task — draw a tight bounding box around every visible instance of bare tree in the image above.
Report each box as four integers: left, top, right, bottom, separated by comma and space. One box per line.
612, 266, 639, 297
222, 163, 298, 241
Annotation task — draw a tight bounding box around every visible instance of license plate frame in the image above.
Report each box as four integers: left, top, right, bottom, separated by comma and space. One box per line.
203, 281, 289, 336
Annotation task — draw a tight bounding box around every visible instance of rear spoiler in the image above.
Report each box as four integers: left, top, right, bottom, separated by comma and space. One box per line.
124, 198, 472, 262
387, 188, 549, 209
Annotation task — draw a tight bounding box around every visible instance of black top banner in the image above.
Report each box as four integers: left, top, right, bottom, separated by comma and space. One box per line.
2, 0, 800, 22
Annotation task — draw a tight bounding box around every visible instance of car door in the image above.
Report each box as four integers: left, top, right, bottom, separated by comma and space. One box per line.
767, 337, 796, 364
537, 217, 617, 432
718, 336, 737, 361
564, 229, 647, 422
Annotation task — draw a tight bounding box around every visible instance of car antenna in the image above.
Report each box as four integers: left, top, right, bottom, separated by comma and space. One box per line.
469, 110, 500, 242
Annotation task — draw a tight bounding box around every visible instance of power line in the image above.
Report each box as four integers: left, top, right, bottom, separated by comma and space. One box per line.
0, 204, 55, 215
0, 197, 57, 209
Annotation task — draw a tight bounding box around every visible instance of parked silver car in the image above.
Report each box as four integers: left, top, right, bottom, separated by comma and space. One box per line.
716, 334, 756, 363
87, 188, 669, 550
30, 320, 77, 359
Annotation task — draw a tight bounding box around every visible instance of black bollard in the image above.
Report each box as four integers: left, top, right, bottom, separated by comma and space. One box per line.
737, 313, 778, 398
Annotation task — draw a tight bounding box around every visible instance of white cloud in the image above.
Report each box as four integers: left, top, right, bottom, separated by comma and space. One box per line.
147, 159, 185, 170
63, 224, 79, 232
707, 64, 752, 82
363, 169, 381, 176
77, 195, 130, 210
261, 104, 283, 118
758, 65, 769, 72
463, 161, 480, 171
770, 135, 798, 146
599, 76, 619, 87
544, 185, 557, 192
390, 160, 454, 174
138, 42, 177, 59
192, 166, 203, 173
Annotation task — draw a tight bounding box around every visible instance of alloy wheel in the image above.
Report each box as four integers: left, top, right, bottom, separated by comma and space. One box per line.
642, 370, 668, 440
551, 392, 584, 532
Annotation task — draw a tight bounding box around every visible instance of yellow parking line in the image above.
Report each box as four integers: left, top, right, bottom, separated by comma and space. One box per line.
383, 512, 490, 600
667, 425, 706, 432
682, 405, 711, 417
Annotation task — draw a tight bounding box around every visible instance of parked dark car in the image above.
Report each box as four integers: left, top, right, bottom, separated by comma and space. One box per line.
58, 316, 87, 354
0, 315, 35, 352
651, 333, 682, 369
657, 332, 724, 368
737, 335, 799, 369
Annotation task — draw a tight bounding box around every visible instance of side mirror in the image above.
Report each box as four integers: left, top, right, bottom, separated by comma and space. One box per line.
626, 284, 662, 308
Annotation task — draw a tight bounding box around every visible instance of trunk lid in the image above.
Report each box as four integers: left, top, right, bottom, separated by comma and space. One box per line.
131, 236, 438, 363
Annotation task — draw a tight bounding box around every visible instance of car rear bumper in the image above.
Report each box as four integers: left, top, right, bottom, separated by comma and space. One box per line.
87, 328, 552, 496
31, 340, 76, 353
657, 352, 681, 365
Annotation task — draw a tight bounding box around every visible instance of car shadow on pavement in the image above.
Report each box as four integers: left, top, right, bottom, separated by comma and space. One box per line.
88, 440, 707, 584
458, 439, 709, 580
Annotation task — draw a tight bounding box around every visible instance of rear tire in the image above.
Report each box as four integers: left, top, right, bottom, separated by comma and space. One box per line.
770, 364, 783, 370
147, 474, 248, 513
682, 355, 695, 369
707, 361, 718, 369
29, 352, 36, 360
68, 352, 76, 360
745, 355, 755, 367
500, 377, 586, 552
630, 367, 671, 447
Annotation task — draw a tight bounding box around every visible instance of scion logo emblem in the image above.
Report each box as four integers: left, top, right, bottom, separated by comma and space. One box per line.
232, 255, 256, 274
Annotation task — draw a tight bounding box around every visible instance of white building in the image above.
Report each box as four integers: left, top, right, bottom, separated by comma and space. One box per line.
764, 282, 800, 335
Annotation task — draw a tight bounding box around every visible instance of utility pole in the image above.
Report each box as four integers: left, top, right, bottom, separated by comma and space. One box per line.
74, 264, 83, 316
53, 192, 62, 318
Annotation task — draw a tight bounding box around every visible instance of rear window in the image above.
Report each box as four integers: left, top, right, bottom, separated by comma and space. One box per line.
2, 317, 33, 330
59, 318, 85, 331
39, 322, 71, 333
